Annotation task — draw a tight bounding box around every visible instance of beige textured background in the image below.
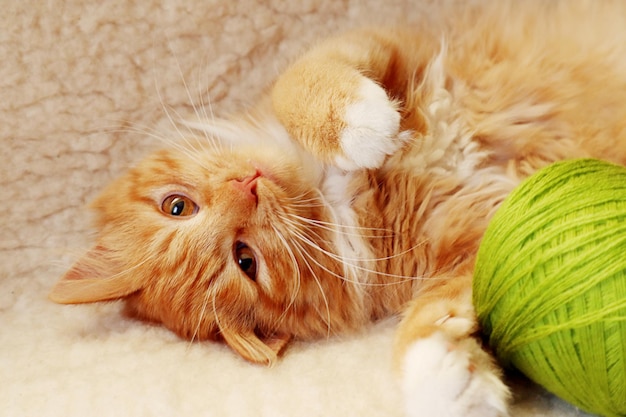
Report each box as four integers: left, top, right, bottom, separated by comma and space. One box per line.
1, 1, 592, 416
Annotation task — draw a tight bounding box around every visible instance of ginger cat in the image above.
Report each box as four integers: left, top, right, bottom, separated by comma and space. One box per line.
50, 1, 626, 416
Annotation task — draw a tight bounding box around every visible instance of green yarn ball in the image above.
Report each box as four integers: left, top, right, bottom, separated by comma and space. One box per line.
474, 159, 626, 417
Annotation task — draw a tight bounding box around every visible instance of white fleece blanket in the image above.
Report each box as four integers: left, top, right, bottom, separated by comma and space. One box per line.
1, 1, 593, 416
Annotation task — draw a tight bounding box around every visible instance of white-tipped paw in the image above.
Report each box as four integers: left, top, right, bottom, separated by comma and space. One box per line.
334, 78, 409, 170
402, 333, 509, 417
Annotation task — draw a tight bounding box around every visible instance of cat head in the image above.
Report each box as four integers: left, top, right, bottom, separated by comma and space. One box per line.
49, 114, 366, 365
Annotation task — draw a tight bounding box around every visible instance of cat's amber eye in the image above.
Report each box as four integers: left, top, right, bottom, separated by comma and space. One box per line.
235, 241, 257, 281
161, 194, 198, 217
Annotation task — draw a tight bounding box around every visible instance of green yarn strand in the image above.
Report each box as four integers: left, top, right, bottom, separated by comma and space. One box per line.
474, 159, 626, 417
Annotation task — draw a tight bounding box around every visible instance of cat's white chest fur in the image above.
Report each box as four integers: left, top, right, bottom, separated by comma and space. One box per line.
314, 48, 510, 417
319, 166, 373, 291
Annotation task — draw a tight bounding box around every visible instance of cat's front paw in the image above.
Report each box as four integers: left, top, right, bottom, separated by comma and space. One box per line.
334, 78, 409, 171
402, 332, 509, 417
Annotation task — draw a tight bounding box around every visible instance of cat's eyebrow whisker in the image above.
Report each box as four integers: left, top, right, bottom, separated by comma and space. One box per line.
181, 49, 222, 154
111, 123, 185, 150
152, 56, 190, 144
195, 75, 220, 153
95, 119, 182, 151
158, 101, 202, 150
165, 38, 208, 149
179, 119, 221, 155
151, 61, 220, 174
100, 115, 215, 165
112, 113, 221, 176
133, 125, 213, 172
192, 55, 212, 136
199, 55, 216, 124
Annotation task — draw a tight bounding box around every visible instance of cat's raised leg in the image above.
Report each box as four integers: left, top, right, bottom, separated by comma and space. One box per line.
394, 274, 510, 417
271, 30, 420, 170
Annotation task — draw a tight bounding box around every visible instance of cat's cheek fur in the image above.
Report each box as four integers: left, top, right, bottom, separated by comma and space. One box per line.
335, 78, 408, 170
401, 332, 510, 417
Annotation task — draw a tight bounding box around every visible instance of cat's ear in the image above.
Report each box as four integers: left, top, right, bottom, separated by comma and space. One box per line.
221, 327, 292, 366
49, 246, 143, 304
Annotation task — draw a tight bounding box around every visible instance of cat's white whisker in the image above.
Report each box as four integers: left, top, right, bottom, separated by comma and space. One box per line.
286, 223, 431, 284
116, 118, 221, 175
165, 40, 203, 130
101, 110, 214, 165
290, 239, 333, 339
283, 194, 321, 202
150, 53, 221, 172
285, 202, 327, 209
280, 212, 415, 263
283, 196, 327, 207
288, 231, 371, 286
189, 282, 213, 345
111, 123, 179, 147
283, 212, 394, 239
270, 225, 302, 333
195, 68, 221, 153
179, 48, 223, 154
210, 289, 223, 337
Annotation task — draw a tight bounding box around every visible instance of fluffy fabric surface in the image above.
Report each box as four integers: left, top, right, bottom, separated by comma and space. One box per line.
2, 1, 593, 416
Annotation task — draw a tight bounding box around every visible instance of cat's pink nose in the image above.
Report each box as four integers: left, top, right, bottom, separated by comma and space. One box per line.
231, 170, 261, 203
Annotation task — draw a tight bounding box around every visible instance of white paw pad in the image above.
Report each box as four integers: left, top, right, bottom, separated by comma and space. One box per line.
402, 333, 509, 417
335, 78, 408, 170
